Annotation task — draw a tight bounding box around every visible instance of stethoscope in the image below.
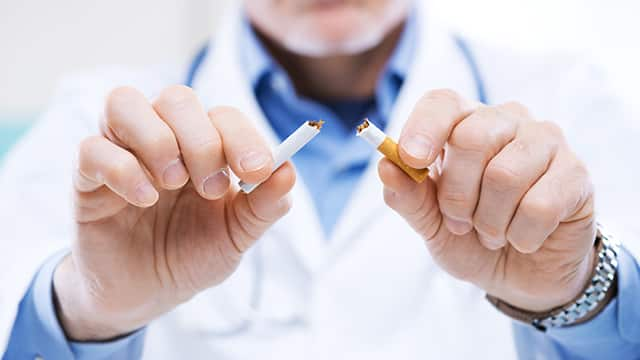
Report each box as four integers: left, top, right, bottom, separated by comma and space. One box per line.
184, 36, 487, 338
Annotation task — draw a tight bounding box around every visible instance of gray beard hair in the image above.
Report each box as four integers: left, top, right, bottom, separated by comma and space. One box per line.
278, 0, 412, 57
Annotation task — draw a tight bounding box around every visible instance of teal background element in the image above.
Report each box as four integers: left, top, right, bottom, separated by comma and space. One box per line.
0, 114, 36, 163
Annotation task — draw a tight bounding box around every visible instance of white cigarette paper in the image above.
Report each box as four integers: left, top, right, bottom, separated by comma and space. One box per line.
356, 119, 386, 147
239, 120, 324, 193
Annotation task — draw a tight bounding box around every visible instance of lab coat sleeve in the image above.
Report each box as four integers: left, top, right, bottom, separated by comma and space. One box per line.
3, 250, 146, 359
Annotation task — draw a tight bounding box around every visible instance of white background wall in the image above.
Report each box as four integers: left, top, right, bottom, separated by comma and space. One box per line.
433, 0, 640, 119
0, 0, 232, 114
0, 0, 638, 118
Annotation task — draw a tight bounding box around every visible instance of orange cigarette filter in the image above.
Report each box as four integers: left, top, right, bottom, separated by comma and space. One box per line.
356, 119, 429, 183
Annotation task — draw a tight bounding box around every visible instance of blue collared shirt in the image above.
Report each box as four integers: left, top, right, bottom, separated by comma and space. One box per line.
5, 13, 640, 360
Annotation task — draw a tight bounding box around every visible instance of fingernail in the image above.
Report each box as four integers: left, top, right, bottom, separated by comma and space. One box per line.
444, 217, 473, 235
163, 158, 188, 188
203, 169, 230, 198
135, 182, 158, 206
240, 151, 271, 172
401, 135, 434, 160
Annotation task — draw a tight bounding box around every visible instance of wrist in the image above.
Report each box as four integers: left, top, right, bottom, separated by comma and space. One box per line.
53, 255, 138, 341
487, 226, 620, 330
504, 246, 597, 313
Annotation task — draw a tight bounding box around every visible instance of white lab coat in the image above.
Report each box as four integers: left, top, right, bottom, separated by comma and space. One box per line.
1, 2, 639, 359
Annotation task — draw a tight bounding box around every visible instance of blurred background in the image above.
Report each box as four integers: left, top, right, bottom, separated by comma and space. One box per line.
1, 0, 638, 160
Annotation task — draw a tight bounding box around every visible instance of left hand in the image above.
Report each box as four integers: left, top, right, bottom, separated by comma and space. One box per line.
379, 89, 597, 312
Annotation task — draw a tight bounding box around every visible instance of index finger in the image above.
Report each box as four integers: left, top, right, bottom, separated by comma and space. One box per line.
398, 89, 477, 169
208, 106, 274, 184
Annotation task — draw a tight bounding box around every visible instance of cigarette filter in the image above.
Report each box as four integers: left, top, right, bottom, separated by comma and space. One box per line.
357, 119, 429, 183
239, 120, 324, 193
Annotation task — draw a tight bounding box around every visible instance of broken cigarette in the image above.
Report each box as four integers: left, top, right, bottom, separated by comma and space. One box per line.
239, 120, 324, 193
357, 119, 429, 183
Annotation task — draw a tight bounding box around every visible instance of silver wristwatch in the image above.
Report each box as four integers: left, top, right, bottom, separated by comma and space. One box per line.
532, 227, 620, 330
486, 225, 621, 331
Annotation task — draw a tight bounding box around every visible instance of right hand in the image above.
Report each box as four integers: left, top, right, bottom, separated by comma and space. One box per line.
54, 85, 295, 341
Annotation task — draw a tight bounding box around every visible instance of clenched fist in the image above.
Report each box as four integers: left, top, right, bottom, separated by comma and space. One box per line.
54, 85, 295, 341
380, 89, 596, 312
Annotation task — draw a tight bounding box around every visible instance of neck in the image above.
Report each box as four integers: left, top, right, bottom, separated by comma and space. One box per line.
254, 23, 405, 101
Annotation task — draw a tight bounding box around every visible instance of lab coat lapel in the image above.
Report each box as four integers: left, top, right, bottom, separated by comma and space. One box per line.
192, 5, 329, 273
329, 3, 485, 256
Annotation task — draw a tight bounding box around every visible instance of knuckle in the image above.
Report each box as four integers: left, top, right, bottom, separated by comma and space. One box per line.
105, 154, 138, 182
77, 136, 103, 170
104, 86, 142, 121
156, 85, 198, 113
183, 135, 222, 161
537, 120, 565, 141
520, 196, 559, 225
438, 188, 472, 212
208, 105, 242, 123
483, 162, 525, 191
474, 105, 503, 119
138, 129, 176, 153
104, 161, 128, 182
422, 88, 461, 106
564, 166, 591, 197
450, 109, 516, 153
415, 89, 465, 117
78, 136, 101, 156
499, 101, 531, 118
508, 137, 534, 157
568, 158, 590, 179
449, 120, 491, 153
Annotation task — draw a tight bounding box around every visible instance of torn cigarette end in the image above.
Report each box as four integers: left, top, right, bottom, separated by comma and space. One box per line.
308, 120, 325, 130
356, 119, 429, 183
356, 119, 370, 133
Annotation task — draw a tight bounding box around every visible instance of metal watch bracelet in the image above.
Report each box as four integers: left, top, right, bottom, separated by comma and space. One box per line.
486, 225, 621, 331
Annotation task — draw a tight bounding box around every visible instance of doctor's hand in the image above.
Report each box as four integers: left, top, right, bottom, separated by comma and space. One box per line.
54, 85, 295, 341
379, 89, 596, 313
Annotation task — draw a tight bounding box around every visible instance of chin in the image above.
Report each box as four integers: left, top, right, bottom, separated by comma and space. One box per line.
246, 0, 412, 57
286, 8, 407, 56
289, 11, 385, 56
305, 6, 366, 41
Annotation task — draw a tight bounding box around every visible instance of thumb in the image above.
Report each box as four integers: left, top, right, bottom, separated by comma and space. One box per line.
378, 158, 445, 241
227, 162, 296, 253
